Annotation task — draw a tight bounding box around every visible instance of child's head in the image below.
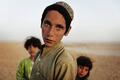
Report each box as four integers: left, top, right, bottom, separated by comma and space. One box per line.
24, 36, 41, 57
76, 56, 93, 79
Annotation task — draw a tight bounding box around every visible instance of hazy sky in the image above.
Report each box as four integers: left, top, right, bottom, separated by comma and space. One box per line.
0, 0, 120, 43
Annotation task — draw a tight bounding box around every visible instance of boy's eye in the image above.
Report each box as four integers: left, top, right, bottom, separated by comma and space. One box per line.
85, 68, 89, 71
43, 20, 51, 27
44, 23, 50, 27
56, 25, 64, 31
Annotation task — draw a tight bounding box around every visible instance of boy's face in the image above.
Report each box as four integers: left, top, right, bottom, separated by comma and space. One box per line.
41, 10, 66, 47
77, 65, 89, 78
28, 45, 39, 57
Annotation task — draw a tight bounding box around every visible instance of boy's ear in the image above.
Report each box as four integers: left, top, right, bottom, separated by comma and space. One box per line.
65, 26, 71, 36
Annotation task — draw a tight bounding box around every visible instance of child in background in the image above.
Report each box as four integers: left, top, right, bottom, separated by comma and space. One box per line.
16, 36, 41, 80
76, 56, 93, 80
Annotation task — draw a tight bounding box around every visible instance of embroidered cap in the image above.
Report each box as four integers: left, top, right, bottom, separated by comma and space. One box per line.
55, 1, 74, 20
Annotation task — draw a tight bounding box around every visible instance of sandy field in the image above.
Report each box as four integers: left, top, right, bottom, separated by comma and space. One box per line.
0, 42, 120, 80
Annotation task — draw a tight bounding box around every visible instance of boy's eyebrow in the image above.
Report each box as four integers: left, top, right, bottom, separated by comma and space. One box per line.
44, 20, 51, 26
56, 24, 64, 29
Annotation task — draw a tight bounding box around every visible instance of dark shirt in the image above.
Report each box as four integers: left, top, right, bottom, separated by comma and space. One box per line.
76, 75, 88, 80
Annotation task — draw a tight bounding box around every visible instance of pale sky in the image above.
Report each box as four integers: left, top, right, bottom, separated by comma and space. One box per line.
0, 0, 120, 43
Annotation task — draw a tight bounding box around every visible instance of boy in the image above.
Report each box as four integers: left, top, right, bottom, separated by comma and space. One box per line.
30, 1, 77, 80
76, 56, 93, 80
16, 36, 41, 80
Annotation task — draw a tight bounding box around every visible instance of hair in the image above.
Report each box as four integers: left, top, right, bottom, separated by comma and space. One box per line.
41, 4, 72, 34
24, 36, 41, 50
77, 56, 93, 78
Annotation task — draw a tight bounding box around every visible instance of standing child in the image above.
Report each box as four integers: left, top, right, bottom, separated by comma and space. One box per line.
76, 56, 93, 80
30, 1, 77, 80
16, 36, 41, 80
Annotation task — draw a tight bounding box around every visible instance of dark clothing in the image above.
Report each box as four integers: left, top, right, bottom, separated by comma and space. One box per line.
76, 75, 88, 80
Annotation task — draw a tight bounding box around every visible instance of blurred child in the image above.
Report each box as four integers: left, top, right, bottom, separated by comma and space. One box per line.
76, 56, 93, 80
16, 36, 41, 80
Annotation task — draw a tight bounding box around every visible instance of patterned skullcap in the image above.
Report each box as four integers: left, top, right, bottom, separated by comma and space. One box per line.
41, 1, 74, 34
55, 1, 74, 20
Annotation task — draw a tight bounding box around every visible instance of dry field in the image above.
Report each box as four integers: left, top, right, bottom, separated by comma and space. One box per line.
0, 42, 120, 80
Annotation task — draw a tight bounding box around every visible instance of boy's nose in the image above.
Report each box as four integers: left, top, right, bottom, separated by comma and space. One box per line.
48, 27, 55, 37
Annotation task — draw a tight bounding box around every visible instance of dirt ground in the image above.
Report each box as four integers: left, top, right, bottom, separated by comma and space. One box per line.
0, 42, 120, 80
